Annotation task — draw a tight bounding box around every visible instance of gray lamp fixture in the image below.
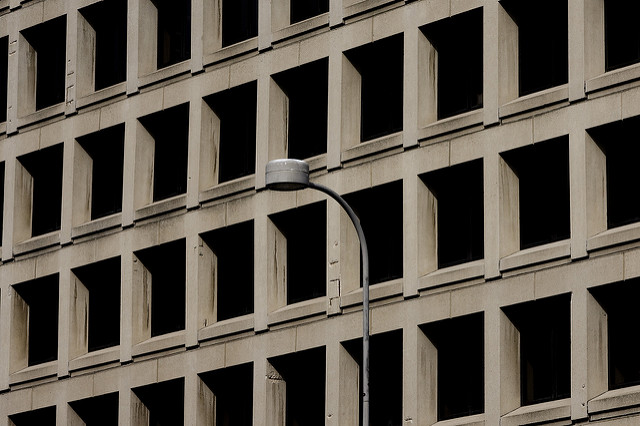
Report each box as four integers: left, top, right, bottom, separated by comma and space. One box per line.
265, 158, 371, 426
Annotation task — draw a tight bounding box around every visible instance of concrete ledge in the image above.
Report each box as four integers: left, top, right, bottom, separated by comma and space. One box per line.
340, 277, 403, 308
499, 85, 568, 119
69, 346, 121, 372
199, 175, 255, 204
132, 331, 186, 358
587, 64, 640, 94
13, 231, 60, 256
267, 297, 326, 326
433, 413, 484, 426
417, 109, 483, 142
138, 61, 191, 89
272, 14, 329, 44
500, 239, 571, 272
588, 223, 640, 252
344, 0, 399, 20
500, 398, 571, 426
16, 103, 65, 129
9, 361, 57, 386
418, 259, 485, 290
341, 132, 403, 164
134, 194, 187, 222
76, 82, 127, 109
71, 213, 122, 239
307, 153, 328, 173
588, 385, 640, 420
203, 38, 259, 68
198, 314, 254, 342
0, 121, 6, 135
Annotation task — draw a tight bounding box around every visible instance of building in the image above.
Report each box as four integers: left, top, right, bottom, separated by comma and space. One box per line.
0, 0, 640, 424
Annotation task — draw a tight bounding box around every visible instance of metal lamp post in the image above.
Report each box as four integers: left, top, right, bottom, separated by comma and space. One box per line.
265, 158, 370, 426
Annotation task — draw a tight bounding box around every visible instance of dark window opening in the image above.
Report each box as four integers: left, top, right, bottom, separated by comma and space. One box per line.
139, 103, 189, 202
269, 347, 325, 426
503, 294, 571, 405
201, 221, 254, 321
72, 257, 121, 352
270, 201, 326, 305
204, 82, 257, 183
605, 1, 640, 72
19, 144, 64, 237
222, 0, 258, 47
77, 124, 125, 220
272, 58, 328, 160
501, 0, 567, 96
421, 313, 484, 421
21, 15, 67, 110
9, 406, 56, 426
1, 36, 7, 122
69, 392, 119, 426
421, 8, 483, 120
135, 239, 186, 337
290, 0, 329, 25
133, 378, 185, 426
501, 137, 570, 249
13, 274, 59, 366
199, 363, 253, 426
421, 159, 484, 269
344, 181, 403, 285
154, 0, 191, 69
590, 279, 640, 390
79, 0, 127, 90
345, 34, 404, 142
588, 117, 640, 229
343, 330, 403, 426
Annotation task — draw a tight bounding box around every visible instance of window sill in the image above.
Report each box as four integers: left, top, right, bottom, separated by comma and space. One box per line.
340, 277, 403, 308
69, 346, 120, 372
344, 0, 400, 19
203, 38, 258, 67
198, 313, 254, 342
500, 239, 571, 272
268, 297, 326, 326
14, 231, 60, 256
71, 213, 122, 239
586, 63, 640, 94
419, 259, 484, 291
134, 194, 187, 222
418, 109, 483, 143
589, 384, 640, 421
17, 103, 65, 129
138, 61, 191, 89
132, 330, 185, 358
199, 175, 255, 204
0, 121, 6, 135
341, 132, 403, 164
306, 153, 327, 173
272, 13, 329, 44
10, 361, 57, 386
76, 82, 127, 109
499, 85, 569, 119
434, 413, 484, 426
587, 222, 640, 252
501, 398, 571, 426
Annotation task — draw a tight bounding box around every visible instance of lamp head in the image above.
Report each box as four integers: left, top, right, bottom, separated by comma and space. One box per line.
265, 159, 310, 191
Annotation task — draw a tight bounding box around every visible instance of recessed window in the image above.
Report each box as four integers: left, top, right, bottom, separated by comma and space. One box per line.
71, 257, 121, 353
268, 347, 325, 426
420, 159, 484, 269
420, 8, 483, 120
155, 0, 191, 69
12, 274, 59, 367
344, 34, 404, 142
344, 181, 403, 285
199, 363, 253, 426
17, 144, 64, 238
9, 406, 56, 425
501, 0, 567, 96
134, 239, 185, 338
1, 36, 7, 122
201, 221, 254, 322
76, 124, 125, 221
222, 0, 258, 47
132, 378, 184, 426
291, 0, 328, 24
501, 137, 570, 250
138, 103, 189, 203
204, 82, 257, 184
342, 330, 403, 426
20, 16, 67, 112
503, 294, 571, 405
604, 1, 640, 72
272, 58, 328, 160
69, 392, 119, 425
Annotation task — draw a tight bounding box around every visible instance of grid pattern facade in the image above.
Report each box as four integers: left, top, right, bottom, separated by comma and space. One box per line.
0, 0, 639, 425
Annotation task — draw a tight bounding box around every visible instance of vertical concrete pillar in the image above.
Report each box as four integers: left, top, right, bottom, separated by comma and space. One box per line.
569, 0, 586, 102
483, 0, 499, 125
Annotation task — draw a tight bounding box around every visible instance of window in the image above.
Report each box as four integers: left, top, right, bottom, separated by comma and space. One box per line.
12, 274, 59, 367
69, 392, 119, 425
420, 159, 484, 269
221, 0, 258, 47
291, 0, 328, 24
421, 313, 484, 421
500, 137, 570, 250
1, 36, 7, 122
501, 0, 567, 96
199, 363, 253, 425
420, 8, 483, 120
268, 347, 325, 426
344, 34, 404, 142
20, 16, 67, 112
132, 378, 184, 426
201, 221, 254, 322
503, 294, 571, 405
604, 1, 640, 72
271, 58, 328, 160
155, 0, 191, 69
9, 406, 56, 426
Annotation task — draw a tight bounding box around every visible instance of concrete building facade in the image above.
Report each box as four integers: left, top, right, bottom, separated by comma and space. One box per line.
0, 0, 639, 424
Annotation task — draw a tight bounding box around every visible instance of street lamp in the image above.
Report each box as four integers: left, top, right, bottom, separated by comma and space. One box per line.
265, 158, 371, 426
